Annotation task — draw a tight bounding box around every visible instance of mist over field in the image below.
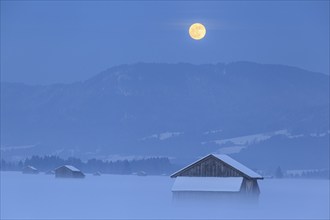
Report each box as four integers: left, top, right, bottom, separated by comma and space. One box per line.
1, 172, 329, 219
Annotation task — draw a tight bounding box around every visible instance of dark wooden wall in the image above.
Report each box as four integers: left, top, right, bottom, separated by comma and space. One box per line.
55, 167, 84, 178
173, 156, 243, 177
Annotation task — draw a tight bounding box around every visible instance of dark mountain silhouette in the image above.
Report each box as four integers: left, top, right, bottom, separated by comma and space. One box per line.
1, 62, 329, 169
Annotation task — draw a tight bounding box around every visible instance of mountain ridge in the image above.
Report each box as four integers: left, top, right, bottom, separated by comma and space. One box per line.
1, 61, 328, 86
1, 61, 329, 169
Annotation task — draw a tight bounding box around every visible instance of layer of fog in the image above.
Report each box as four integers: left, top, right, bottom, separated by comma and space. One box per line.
1, 172, 328, 219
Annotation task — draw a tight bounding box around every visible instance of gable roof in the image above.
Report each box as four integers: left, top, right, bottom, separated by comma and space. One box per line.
212, 154, 262, 179
24, 165, 38, 170
171, 154, 263, 179
55, 165, 81, 172
64, 165, 81, 172
172, 177, 243, 192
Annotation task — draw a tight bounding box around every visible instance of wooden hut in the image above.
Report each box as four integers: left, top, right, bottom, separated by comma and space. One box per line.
22, 165, 39, 174
93, 171, 101, 176
54, 165, 85, 178
136, 171, 147, 176
170, 154, 263, 201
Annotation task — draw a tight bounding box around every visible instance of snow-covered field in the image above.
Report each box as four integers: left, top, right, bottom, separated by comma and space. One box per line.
1, 172, 329, 219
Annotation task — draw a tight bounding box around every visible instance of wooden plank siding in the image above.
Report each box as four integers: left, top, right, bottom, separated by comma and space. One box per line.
171, 155, 250, 179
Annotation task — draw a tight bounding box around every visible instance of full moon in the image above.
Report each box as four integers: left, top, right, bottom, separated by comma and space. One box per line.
189, 23, 206, 40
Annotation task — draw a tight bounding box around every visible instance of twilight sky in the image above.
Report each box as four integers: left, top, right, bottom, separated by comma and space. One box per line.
1, 1, 329, 85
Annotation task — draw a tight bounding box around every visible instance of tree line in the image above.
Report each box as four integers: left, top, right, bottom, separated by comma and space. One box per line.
0, 155, 177, 175
275, 166, 329, 179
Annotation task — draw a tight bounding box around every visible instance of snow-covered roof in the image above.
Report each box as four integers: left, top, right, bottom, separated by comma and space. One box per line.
212, 154, 262, 179
172, 177, 243, 192
63, 165, 81, 172
55, 165, 81, 172
26, 165, 37, 170
170, 154, 263, 179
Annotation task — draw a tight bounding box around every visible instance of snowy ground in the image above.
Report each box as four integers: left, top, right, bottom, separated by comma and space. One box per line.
1, 172, 329, 219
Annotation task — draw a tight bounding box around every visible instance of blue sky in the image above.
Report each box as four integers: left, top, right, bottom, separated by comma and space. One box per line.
1, 1, 329, 84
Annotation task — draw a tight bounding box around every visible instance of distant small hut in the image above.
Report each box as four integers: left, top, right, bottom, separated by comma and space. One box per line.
54, 165, 85, 178
22, 165, 39, 174
136, 171, 147, 176
93, 171, 101, 176
170, 154, 263, 202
